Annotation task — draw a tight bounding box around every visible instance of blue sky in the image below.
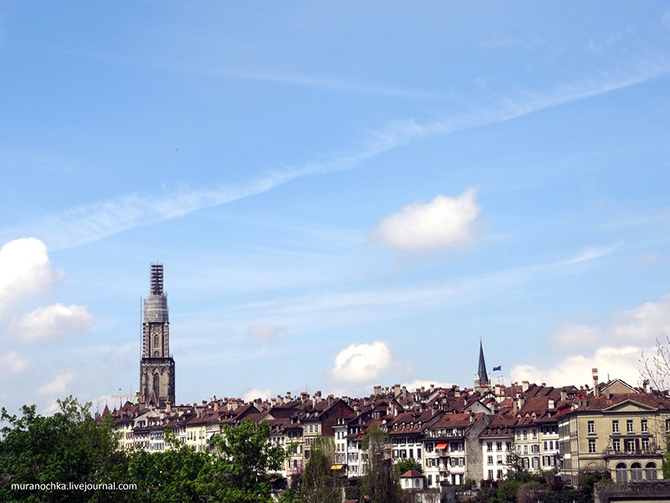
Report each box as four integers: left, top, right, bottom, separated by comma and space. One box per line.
2, 2, 670, 414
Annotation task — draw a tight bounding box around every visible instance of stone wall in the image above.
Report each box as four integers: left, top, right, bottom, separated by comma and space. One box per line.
594, 480, 670, 503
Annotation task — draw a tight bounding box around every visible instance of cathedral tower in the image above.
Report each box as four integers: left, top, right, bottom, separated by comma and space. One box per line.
474, 339, 489, 390
139, 263, 175, 406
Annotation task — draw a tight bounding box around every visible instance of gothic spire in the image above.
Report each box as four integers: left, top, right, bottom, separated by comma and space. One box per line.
477, 339, 489, 386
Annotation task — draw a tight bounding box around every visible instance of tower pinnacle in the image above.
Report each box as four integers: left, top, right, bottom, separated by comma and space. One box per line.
140, 263, 175, 406
476, 339, 489, 388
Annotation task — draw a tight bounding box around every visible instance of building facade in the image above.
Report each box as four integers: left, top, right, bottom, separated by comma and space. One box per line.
139, 263, 176, 406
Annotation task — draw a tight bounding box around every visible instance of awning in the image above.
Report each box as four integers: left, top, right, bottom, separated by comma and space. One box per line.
331, 464, 344, 470
436, 442, 449, 449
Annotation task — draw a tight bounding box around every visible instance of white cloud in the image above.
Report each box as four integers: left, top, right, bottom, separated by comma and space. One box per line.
0, 238, 63, 315
515, 295, 670, 388
512, 346, 642, 389
246, 323, 287, 344
550, 323, 603, 349
0, 350, 30, 373
226, 69, 439, 99
2, 59, 667, 251
13, 303, 95, 341
371, 189, 480, 253
562, 242, 622, 265
612, 297, 670, 342
331, 341, 393, 383
243, 388, 272, 402
38, 371, 76, 396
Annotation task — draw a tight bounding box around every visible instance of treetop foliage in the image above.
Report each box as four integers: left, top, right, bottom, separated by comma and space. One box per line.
0, 397, 285, 503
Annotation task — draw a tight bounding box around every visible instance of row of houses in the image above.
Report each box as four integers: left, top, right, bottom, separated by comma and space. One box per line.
105, 371, 670, 488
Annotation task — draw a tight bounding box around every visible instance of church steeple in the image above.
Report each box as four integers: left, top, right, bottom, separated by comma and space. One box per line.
140, 263, 176, 406
476, 339, 489, 389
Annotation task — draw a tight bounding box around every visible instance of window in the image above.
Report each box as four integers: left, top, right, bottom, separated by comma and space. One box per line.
630, 463, 643, 481
488, 470, 493, 480
487, 442, 493, 452
543, 441, 548, 450
612, 420, 619, 433
626, 420, 634, 432
588, 439, 596, 453
626, 439, 635, 452
506, 442, 513, 450
641, 419, 648, 432
613, 439, 620, 452
496, 442, 502, 451
532, 429, 537, 439
497, 469, 503, 479
616, 463, 627, 483
666, 418, 670, 433
488, 456, 493, 464
642, 438, 649, 451
646, 462, 657, 480
523, 430, 527, 440
587, 421, 595, 433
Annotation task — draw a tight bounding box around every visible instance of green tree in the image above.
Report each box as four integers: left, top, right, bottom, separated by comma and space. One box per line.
278, 488, 303, 503
208, 419, 285, 503
492, 479, 523, 503
126, 431, 213, 503
0, 401, 286, 503
127, 420, 285, 503
300, 436, 341, 503
394, 458, 422, 476
0, 396, 129, 503
360, 424, 402, 503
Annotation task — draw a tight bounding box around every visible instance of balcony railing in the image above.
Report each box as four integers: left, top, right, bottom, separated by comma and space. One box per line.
603, 447, 661, 457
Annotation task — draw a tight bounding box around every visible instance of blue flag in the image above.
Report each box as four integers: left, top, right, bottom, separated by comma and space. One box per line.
492, 365, 502, 371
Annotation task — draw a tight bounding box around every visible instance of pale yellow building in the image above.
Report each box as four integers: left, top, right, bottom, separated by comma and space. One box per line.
558, 392, 670, 486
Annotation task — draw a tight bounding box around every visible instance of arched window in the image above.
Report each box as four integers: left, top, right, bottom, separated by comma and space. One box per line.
153, 372, 160, 397
154, 334, 159, 347
645, 462, 657, 480
631, 462, 643, 481
616, 462, 628, 483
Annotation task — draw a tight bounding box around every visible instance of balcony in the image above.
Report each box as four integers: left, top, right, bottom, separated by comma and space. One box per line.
603, 447, 662, 457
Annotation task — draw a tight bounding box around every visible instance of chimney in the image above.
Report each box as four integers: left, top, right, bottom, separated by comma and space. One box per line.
592, 368, 600, 396
394, 384, 401, 397
522, 381, 529, 393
